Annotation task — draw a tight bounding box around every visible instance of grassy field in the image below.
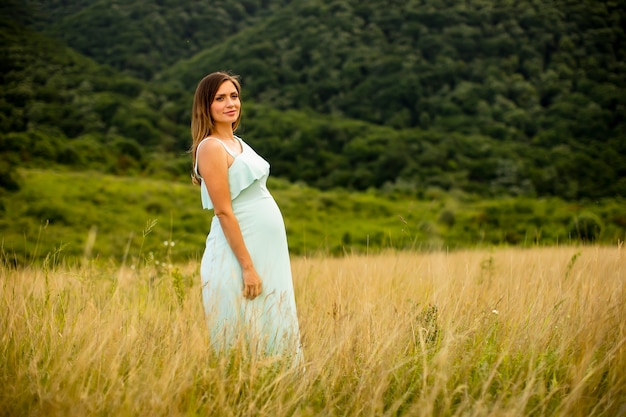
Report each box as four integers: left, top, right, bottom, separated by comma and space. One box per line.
1, 245, 624, 416
2, 169, 626, 265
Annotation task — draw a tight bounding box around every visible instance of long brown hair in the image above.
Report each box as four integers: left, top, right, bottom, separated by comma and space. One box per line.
190, 71, 242, 185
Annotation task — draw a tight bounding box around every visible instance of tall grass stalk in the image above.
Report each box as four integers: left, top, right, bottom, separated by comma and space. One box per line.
1, 246, 624, 416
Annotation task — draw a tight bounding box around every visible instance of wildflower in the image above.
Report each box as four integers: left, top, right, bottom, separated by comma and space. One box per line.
163, 240, 176, 247
492, 309, 499, 315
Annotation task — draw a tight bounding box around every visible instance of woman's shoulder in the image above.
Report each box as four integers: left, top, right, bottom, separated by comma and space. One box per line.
199, 136, 223, 145
198, 137, 229, 152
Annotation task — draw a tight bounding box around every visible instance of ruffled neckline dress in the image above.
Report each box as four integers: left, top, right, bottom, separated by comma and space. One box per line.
195, 137, 302, 362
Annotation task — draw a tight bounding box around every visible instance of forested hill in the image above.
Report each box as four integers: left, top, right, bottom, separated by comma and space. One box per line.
24, 0, 294, 80
162, 0, 626, 131
2, 0, 625, 200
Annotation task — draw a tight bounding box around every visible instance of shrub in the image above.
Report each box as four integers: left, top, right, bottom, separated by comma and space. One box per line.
569, 213, 602, 242
437, 209, 456, 228
0, 159, 21, 191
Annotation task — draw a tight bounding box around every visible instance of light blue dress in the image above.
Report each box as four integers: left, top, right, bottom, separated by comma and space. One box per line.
195, 136, 302, 361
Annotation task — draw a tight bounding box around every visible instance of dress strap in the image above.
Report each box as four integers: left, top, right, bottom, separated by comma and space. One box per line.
195, 137, 240, 177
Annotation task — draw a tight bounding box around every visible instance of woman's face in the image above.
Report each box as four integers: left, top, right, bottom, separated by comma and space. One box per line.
210, 81, 240, 126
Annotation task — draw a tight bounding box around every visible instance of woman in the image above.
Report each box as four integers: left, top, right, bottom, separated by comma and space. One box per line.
191, 71, 302, 362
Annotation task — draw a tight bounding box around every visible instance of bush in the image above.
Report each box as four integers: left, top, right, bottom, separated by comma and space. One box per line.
437, 209, 456, 228
569, 213, 602, 242
0, 159, 21, 191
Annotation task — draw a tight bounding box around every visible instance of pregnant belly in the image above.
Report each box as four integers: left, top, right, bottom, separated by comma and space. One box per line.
234, 196, 286, 241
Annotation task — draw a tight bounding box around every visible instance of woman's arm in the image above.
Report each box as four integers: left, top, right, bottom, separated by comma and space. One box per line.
197, 140, 262, 300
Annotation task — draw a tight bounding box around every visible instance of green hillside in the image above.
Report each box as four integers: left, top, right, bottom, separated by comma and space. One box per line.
25, 0, 292, 79
158, 0, 626, 197
163, 0, 625, 130
0, 19, 187, 148
2, 169, 625, 265
1, 0, 625, 206
0, 0, 626, 259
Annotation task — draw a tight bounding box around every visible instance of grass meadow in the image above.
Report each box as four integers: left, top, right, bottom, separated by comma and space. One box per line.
3, 169, 626, 264
1, 245, 625, 416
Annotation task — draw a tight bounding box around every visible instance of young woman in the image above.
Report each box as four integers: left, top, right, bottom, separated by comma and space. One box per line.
191, 71, 302, 361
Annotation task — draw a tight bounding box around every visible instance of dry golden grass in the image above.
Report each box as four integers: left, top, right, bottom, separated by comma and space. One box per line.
1, 246, 625, 416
